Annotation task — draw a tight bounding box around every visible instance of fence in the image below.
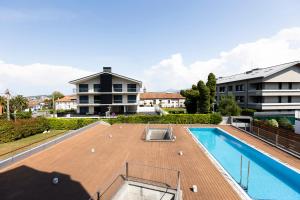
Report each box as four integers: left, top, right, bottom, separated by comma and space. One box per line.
89, 162, 181, 200
232, 120, 300, 157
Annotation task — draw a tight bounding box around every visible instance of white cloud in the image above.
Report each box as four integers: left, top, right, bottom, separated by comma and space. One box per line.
143, 27, 300, 91
0, 61, 92, 96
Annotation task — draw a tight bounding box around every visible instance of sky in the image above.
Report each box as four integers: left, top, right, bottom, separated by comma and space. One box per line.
1, 0, 300, 96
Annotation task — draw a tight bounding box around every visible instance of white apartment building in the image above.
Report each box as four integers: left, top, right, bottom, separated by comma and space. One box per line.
140, 92, 185, 108
55, 95, 77, 110
69, 67, 142, 115
216, 61, 300, 111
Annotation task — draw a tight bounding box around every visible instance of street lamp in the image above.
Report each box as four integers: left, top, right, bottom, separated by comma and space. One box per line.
4, 89, 10, 121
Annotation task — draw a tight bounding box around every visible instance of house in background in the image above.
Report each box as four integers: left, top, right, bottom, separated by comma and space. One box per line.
55, 95, 77, 110
140, 92, 185, 108
216, 61, 300, 112
70, 67, 142, 115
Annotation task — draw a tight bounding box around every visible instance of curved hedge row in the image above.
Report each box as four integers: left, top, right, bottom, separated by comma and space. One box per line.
0, 118, 50, 143
108, 113, 222, 124
0, 118, 97, 143
47, 118, 97, 130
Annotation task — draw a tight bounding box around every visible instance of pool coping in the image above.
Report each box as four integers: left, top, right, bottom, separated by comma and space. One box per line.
186, 126, 300, 200
186, 127, 252, 200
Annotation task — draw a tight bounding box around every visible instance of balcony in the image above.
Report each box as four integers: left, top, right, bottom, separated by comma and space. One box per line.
127, 88, 137, 92
128, 100, 137, 103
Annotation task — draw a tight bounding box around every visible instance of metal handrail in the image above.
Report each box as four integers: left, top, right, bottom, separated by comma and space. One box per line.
88, 162, 181, 200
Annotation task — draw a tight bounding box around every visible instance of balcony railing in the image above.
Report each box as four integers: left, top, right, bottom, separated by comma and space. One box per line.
113, 100, 123, 104
127, 100, 136, 103
79, 100, 89, 104
127, 88, 137, 92
113, 88, 122, 92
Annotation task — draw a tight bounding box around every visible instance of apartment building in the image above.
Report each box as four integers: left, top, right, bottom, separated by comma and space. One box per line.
140, 92, 185, 108
216, 61, 300, 111
69, 67, 142, 115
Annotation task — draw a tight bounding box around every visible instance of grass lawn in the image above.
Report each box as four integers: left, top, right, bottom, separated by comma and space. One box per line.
0, 130, 68, 160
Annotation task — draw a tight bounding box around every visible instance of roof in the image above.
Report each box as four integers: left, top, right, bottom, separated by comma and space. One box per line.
140, 92, 185, 100
69, 71, 142, 85
217, 61, 300, 84
56, 95, 76, 102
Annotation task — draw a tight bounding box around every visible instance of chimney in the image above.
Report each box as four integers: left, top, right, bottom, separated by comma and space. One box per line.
103, 67, 112, 73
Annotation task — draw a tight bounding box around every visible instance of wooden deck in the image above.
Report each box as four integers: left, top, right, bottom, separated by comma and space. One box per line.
0, 124, 299, 200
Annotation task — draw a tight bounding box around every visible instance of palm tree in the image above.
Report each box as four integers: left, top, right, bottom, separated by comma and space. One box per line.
10, 95, 29, 112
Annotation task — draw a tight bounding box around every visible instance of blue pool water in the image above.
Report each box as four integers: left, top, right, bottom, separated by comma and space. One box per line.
189, 128, 300, 200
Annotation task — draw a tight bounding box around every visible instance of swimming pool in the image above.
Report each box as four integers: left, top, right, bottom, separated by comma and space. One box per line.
189, 127, 300, 200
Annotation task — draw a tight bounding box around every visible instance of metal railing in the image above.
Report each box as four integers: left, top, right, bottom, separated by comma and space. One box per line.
89, 162, 181, 200
232, 120, 300, 158
144, 122, 174, 141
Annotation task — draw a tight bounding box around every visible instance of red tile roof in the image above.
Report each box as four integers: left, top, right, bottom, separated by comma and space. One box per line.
140, 92, 185, 100
56, 95, 77, 102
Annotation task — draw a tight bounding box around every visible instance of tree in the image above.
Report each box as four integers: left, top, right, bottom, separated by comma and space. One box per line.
197, 80, 210, 113
10, 95, 29, 112
206, 73, 216, 112
180, 85, 199, 114
218, 96, 241, 116
52, 91, 64, 100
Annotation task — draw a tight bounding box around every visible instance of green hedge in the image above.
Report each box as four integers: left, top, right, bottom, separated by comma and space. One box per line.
241, 108, 256, 116
108, 113, 222, 124
47, 118, 97, 130
0, 118, 97, 143
0, 118, 50, 143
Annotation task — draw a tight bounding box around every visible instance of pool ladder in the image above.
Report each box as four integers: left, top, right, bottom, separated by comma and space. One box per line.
239, 155, 251, 192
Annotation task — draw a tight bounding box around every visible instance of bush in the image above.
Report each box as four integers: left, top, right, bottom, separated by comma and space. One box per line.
278, 118, 294, 131
241, 109, 256, 116
164, 108, 186, 114
218, 96, 241, 116
266, 119, 279, 128
0, 118, 50, 143
107, 113, 222, 125
47, 118, 97, 130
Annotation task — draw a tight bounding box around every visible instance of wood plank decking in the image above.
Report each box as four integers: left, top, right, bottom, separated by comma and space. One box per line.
0, 124, 299, 200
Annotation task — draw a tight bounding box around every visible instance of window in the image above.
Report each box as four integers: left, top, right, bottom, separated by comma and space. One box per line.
235, 96, 245, 103
113, 95, 122, 103
278, 96, 282, 103
279, 82, 282, 90
113, 84, 122, 92
79, 95, 89, 104
128, 95, 137, 103
228, 86, 233, 92
235, 84, 244, 91
289, 82, 292, 90
219, 86, 226, 93
254, 96, 263, 103
79, 84, 88, 92
255, 83, 262, 90
94, 84, 101, 92
79, 107, 89, 115
288, 96, 292, 103
94, 95, 101, 104
127, 84, 137, 92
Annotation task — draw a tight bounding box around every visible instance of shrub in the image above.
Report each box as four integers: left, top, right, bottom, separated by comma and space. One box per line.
0, 118, 50, 143
107, 113, 222, 125
218, 96, 241, 116
278, 118, 294, 131
241, 109, 256, 116
47, 118, 97, 130
164, 108, 185, 114
266, 119, 279, 128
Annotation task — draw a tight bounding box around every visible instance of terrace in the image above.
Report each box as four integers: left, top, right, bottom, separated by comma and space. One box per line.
0, 124, 299, 200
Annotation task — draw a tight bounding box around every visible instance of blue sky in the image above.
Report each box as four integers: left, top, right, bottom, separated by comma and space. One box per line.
1, 0, 300, 95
